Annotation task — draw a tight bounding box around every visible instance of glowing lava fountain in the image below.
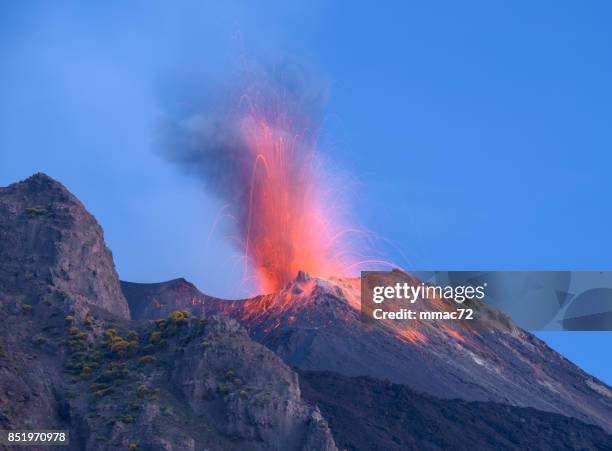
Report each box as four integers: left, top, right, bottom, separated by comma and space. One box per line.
238, 99, 352, 293
160, 71, 389, 294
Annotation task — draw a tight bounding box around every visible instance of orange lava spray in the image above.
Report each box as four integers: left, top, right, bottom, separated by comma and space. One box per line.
238, 94, 349, 292
160, 66, 393, 294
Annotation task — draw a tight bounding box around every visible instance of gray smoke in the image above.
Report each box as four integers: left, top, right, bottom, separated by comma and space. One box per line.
156, 60, 330, 243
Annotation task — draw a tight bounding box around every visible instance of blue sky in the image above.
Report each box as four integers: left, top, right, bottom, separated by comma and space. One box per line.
1, 1, 611, 383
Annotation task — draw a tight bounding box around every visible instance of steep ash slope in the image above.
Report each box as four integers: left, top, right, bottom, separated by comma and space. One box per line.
0, 174, 337, 451
299, 370, 612, 451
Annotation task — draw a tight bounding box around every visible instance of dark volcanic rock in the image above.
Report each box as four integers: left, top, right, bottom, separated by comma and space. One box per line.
0, 173, 130, 318
170, 315, 337, 451
298, 370, 612, 451
123, 274, 612, 433
210, 276, 612, 434
71, 314, 337, 451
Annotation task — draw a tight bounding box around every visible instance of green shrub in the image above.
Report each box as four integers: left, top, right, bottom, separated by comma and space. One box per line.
89, 350, 102, 361
21, 304, 33, 315
136, 384, 149, 398
94, 388, 112, 399
239, 390, 248, 400
25, 206, 48, 216
138, 355, 155, 365
200, 340, 210, 349
94, 362, 128, 383
149, 331, 162, 344
90, 383, 109, 392
217, 385, 230, 395
105, 328, 117, 338
67, 339, 86, 353
169, 310, 189, 324
66, 361, 84, 374
117, 414, 134, 424
65, 315, 74, 323
110, 337, 130, 355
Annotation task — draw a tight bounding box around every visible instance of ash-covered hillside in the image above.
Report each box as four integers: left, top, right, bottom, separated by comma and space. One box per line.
298, 370, 612, 451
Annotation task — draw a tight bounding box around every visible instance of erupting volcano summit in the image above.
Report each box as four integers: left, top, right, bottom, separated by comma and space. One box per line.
159, 73, 386, 294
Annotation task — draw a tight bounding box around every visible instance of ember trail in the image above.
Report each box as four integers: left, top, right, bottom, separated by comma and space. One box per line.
240, 109, 348, 292
161, 71, 365, 294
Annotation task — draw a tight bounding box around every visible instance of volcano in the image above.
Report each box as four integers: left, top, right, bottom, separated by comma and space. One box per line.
1, 173, 610, 450
151, 74, 612, 443
123, 272, 612, 435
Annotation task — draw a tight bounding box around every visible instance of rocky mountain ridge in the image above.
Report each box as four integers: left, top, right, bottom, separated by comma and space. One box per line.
0, 174, 337, 451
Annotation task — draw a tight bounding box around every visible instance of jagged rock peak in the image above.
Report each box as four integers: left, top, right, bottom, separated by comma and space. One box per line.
0, 173, 130, 319
295, 270, 312, 283
9, 172, 75, 198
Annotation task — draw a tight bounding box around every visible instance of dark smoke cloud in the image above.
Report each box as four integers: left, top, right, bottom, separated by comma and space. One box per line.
156, 59, 330, 246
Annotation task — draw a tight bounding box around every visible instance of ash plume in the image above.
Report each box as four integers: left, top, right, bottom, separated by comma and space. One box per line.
159, 64, 326, 193
157, 63, 350, 292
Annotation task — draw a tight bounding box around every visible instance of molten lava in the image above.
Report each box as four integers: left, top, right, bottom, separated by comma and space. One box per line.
239, 104, 349, 293
162, 70, 392, 294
